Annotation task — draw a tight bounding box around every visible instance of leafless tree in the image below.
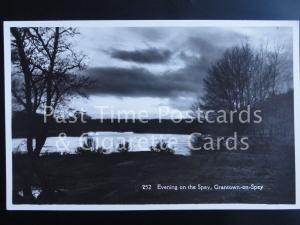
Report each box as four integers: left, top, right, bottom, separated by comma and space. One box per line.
11, 27, 90, 200
195, 43, 288, 112
192, 43, 290, 134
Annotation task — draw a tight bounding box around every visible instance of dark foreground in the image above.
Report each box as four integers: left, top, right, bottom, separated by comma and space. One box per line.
13, 144, 295, 204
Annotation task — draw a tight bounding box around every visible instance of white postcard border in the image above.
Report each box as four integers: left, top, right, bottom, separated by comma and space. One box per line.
4, 20, 300, 210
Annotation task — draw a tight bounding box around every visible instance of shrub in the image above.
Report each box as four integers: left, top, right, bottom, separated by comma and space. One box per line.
76, 145, 107, 155
95, 146, 107, 154
150, 140, 175, 155
76, 136, 107, 155
117, 141, 130, 153
76, 141, 92, 155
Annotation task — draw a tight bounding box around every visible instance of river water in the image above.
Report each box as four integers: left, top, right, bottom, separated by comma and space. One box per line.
12, 132, 193, 156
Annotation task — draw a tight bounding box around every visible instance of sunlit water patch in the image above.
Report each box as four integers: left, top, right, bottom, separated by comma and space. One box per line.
12, 132, 192, 156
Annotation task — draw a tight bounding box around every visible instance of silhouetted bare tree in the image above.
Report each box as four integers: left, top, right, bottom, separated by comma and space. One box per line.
192, 43, 289, 133
11, 27, 90, 200
194, 43, 287, 112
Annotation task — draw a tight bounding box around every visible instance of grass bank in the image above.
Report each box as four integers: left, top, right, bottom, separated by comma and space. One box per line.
13, 145, 295, 204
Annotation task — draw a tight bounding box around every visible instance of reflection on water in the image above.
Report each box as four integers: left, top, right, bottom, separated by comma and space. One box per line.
13, 132, 192, 155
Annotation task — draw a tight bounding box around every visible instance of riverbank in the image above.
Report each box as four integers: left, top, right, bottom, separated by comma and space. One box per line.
12, 146, 295, 204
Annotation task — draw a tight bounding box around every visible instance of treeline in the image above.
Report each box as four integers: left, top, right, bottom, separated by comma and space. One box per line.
12, 113, 232, 138
12, 90, 294, 139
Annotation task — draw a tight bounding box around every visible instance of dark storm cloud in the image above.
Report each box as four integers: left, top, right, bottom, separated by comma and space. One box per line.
82, 27, 253, 106
85, 64, 205, 98
182, 30, 248, 64
110, 48, 172, 64
85, 34, 228, 99
186, 36, 222, 61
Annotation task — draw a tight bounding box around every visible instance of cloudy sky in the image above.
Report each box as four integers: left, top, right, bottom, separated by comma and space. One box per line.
69, 26, 293, 118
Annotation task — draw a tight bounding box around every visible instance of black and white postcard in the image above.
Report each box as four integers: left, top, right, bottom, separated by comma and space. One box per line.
4, 20, 300, 210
